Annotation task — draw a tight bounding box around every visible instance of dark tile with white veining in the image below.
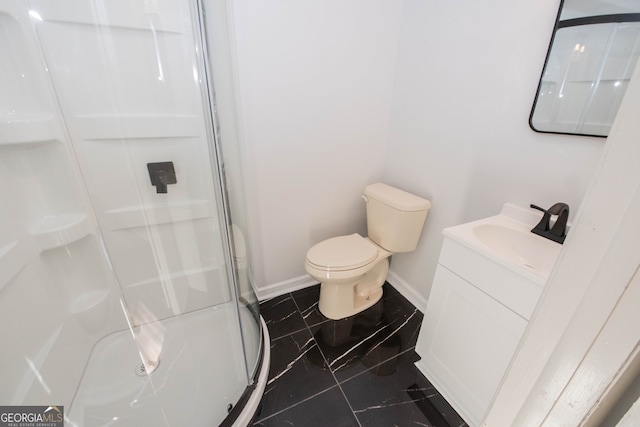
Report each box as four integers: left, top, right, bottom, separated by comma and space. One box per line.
256, 328, 337, 420
306, 287, 424, 382
253, 386, 359, 427
259, 293, 307, 340
291, 284, 327, 327
256, 282, 467, 427
341, 359, 468, 427
377, 290, 424, 349
310, 303, 384, 372
294, 282, 403, 330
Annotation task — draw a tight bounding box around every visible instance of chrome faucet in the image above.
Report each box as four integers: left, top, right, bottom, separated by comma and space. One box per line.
530, 202, 569, 244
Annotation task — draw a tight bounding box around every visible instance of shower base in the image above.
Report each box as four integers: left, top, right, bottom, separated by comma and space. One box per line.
67, 303, 268, 426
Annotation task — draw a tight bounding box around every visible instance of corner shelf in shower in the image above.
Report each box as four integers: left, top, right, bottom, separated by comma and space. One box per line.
0, 116, 58, 146
70, 289, 112, 333
0, 238, 37, 291
105, 199, 215, 231
29, 214, 91, 252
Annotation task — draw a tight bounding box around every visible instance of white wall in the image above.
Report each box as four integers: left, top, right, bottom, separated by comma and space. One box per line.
231, 0, 404, 291
383, 0, 605, 300
232, 0, 606, 300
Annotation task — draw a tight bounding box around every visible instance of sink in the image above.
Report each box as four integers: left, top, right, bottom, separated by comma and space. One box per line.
443, 203, 564, 283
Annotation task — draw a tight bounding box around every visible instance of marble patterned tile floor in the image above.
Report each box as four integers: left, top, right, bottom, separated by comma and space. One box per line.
253, 283, 468, 427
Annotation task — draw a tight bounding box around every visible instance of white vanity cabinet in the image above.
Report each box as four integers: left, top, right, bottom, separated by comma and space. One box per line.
415, 232, 546, 427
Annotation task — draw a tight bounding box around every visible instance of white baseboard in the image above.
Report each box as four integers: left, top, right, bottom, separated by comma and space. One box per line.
256, 275, 317, 301
386, 270, 428, 312
256, 271, 427, 311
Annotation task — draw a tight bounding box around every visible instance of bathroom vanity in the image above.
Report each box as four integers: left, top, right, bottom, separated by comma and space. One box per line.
415, 203, 562, 426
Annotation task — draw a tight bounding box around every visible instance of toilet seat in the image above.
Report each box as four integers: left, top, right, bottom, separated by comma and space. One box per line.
306, 233, 377, 271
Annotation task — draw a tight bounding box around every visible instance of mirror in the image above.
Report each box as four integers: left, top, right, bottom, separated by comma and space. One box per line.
530, 0, 640, 137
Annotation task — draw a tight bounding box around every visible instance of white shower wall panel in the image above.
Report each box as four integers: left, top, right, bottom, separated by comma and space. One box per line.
32, 1, 200, 117
0, 8, 49, 116
108, 220, 228, 324
32, 0, 231, 324
0, 264, 89, 405
67, 134, 213, 212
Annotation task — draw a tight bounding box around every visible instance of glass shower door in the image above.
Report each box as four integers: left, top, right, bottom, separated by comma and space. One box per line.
0, 0, 261, 425
0, 3, 127, 411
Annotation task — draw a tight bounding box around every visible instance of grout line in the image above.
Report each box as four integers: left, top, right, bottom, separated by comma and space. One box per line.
336, 380, 363, 427
317, 336, 364, 427
328, 324, 391, 369
253, 385, 342, 424
260, 292, 309, 341
266, 341, 316, 386
267, 325, 311, 342
336, 346, 418, 385
291, 290, 363, 427
255, 291, 336, 424
365, 308, 418, 355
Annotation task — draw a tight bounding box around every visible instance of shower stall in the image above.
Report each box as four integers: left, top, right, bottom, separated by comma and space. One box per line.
0, 0, 268, 425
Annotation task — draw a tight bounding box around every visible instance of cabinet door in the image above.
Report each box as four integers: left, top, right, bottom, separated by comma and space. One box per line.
416, 265, 527, 426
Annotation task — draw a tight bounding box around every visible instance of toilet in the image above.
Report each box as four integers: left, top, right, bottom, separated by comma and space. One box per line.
305, 183, 431, 320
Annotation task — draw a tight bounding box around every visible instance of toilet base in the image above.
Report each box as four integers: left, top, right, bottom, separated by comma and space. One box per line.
318, 258, 388, 320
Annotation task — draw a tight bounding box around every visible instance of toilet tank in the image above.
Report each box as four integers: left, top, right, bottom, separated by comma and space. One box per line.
364, 183, 431, 252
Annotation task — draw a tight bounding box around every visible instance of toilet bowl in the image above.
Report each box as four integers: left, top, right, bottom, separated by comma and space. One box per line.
305, 233, 392, 320
305, 183, 430, 320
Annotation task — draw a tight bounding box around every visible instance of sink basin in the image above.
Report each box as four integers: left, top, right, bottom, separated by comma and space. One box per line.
443, 203, 564, 283
472, 224, 561, 279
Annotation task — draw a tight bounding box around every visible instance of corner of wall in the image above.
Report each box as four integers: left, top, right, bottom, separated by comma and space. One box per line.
386, 269, 428, 312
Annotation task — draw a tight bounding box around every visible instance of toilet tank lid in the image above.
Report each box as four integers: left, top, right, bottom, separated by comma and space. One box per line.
364, 183, 431, 212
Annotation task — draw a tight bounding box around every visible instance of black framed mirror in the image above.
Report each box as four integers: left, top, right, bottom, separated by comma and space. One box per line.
530, 0, 640, 137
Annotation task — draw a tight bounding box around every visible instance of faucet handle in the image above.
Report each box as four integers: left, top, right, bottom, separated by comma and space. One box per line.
530, 204, 551, 231
530, 204, 547, 214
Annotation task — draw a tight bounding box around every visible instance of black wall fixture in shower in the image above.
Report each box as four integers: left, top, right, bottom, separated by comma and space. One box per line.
147, 161, 177, 193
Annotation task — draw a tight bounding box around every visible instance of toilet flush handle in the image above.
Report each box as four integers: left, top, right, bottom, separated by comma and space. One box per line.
361, 195, 369, 203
